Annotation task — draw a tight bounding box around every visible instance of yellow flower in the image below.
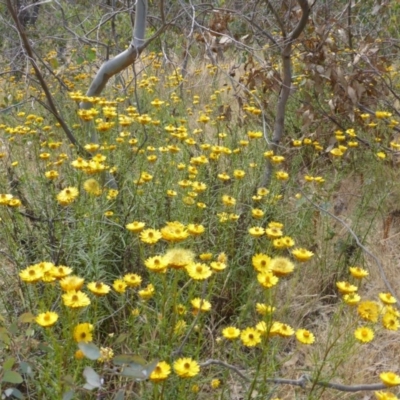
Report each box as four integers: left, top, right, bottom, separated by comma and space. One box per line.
278, 323, 294, 337
211, 379, 221, 389
150, 361, 171, 382
265, 227, 283, 239
113, 279, 127, 293
140, 229, 162, 244
75, 350, 85, 360
186, 263, 212, 280
349, 266, 369, 279
164, 248, 194, 270
56, 187, 79, 206
256, 303, 275, 315
19, 266, 43, 283
138, 284, 155, 300
380, 372, 400, 387
354, 326, 374, 343
161, 221, 189, 242
275, 171, 289, 181
240, 327, 261, 347
330, 148, 344, 157
269, 257, 295, 276
382, 313, 399, 331
62, 290, 91, 308
187, 224, 205, 236
296, 329, 315, 344
257, 271, 279, 288
377, 151, 386, 159
375, 391, 399, 400
222, 326, 241, 340
87, 282, 111, 296
336, 281, 358, 294
73, 323, 94, 343
45, 170, 59, 180
126, 221, 146, 233
343, 293, 361, 305
252, 254, 271, 273
292, 248, 314, 262
51, 265, 73, 279
83, 179, 102, 196
210, 261, 226, 272
358, 301, 380, 322
60, 275, 85, 291
145, 255, 168, 274
123, 273, 142, 287
173, 358, 200, 378
35, 311, 58, 327
222, 195, 236, 207
379, 293, 397, 305
249, 226, 265, 237
191, 298, 211, 313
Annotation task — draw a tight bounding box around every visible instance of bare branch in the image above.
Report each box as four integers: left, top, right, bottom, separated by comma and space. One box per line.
5, 0, 86, 155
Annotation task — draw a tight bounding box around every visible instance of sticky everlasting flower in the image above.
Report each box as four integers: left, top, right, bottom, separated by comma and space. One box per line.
164, 248, 195, 269
113, 279, 127, 293
145, 255, 168, 273
19, 266, 43, 283
268, 257, 295, 276
349, 266, 369, 279
354, 326, 374, 343
296, 329, 315, 344
222, 326, 241, 340
87, 282, 111, 296
292, 248, 314, 262
374, 391, 399, 400
336, 281, 358, 294
257, 271, 279, 288
140, 229, 162, 244
62, 290, 91, 308
60, 275, 85, 291
123, 273, 142, 287
358, 301, 380, 322
191, 298, 211, 313
36, 311, 58, 327
252, 254, 271, 273
379, 293, 397, 305
174, 358, 200, 378
150, 361, 171, 382
186, 263, 212, 280
240, 327, 261, 347
73, 323, 94, 343
161, 221, 189, 242
380, 372, 400, 387
126, 221, 146, 233
56, 187, 79, 206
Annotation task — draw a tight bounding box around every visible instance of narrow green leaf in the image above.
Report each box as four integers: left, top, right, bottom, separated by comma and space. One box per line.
2, 370, 23, 384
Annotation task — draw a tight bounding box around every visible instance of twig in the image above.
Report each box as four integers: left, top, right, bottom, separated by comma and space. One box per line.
5, 0, 87, 155
199, 359, 250, 382
298, 187, 400, 304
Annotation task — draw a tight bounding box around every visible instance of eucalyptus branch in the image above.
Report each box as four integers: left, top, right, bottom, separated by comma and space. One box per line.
5, 0, 86, 154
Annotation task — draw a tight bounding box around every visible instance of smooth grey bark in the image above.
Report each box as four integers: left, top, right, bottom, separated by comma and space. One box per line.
80, 0, 148, 109
261, 0, 310, 187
